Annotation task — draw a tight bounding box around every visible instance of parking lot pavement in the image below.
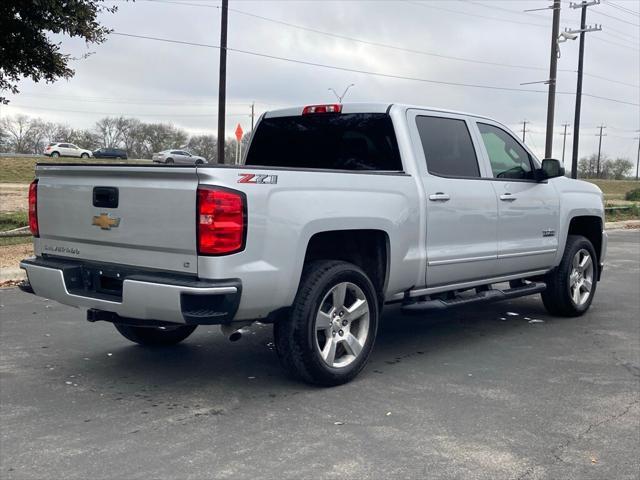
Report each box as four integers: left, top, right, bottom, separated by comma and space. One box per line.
1, 230, 638, 480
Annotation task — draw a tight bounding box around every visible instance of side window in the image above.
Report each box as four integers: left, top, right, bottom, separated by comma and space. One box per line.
415, 116, 480, 178
59, 143, 69, 148
171, 150, 181, 155
478, 123, 534, 180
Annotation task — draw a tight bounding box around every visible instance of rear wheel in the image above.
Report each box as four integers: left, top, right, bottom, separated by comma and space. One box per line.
114, 324, 197, 346
274, 260, 379, 386
51, 151, 60, 158
165, 158, 174, 164
542, 235, 597, 317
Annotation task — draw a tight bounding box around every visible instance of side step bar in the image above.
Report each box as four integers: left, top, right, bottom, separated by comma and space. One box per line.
401, 281, 546, 314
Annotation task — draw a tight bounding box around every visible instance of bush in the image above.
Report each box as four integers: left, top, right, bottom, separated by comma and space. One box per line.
625, 188, 640, 201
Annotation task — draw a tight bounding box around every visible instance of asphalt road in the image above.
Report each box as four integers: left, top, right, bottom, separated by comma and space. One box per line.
1, 230, 638, 480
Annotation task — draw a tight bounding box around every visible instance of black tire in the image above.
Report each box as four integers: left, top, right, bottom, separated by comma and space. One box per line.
51, 151, 60, 158
542, 235, 598, 317
81, 153, 89, 158
195, 159, 204, 165
114, 324, 197, 346
274, 260, 379, 386
165, 158, 174, 164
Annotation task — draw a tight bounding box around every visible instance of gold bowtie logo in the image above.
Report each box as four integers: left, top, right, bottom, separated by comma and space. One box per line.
92, 213, 121, 230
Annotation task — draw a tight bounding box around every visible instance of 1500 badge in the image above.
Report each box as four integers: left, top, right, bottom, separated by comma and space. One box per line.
238, 173, 278, 184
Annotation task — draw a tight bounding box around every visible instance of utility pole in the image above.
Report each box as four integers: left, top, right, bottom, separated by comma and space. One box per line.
545, 0, 561, 159
559, 123, 571, 165
250, 102, 255, 131
569, 0, 602, 179
216, 0, 229, 164
595, 124, 606, 177
521, 120, 529, 143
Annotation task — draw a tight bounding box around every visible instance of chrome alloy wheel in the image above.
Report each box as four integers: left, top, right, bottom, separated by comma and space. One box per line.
569, 248, 594, 307
314, 282, 370, 368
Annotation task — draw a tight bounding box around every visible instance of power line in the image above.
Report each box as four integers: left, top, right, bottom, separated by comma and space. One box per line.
405, 0, 549, 27
604, 1, 640, 17
590, 8, 640, 26
110, 31, 639, 106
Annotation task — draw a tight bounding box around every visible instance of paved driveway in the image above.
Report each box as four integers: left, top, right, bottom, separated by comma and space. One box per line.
1, 230, 638, 480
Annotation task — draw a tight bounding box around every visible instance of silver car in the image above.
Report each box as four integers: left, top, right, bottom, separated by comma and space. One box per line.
152, 149, 207, 165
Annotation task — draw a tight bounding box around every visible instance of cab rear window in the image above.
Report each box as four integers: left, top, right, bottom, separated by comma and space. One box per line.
245, 113, 402, 171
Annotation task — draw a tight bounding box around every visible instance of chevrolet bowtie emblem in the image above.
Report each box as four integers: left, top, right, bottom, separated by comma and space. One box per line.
92, 213, 121, 230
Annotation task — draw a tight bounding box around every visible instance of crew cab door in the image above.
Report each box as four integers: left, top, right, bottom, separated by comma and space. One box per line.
408, 110, 498, 287
472, 120, 560, 275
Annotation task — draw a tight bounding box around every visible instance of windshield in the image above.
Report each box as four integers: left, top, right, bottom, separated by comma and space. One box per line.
245, 113, 402, 171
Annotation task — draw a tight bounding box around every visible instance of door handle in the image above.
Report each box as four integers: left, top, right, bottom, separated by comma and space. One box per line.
500, 193, 516, 202
429, 192, 450, 202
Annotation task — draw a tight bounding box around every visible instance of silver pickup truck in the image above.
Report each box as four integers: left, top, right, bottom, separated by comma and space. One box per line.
21, 103, 607, 386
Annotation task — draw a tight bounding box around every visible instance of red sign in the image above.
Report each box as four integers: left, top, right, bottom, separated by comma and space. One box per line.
235, 123, 244, 142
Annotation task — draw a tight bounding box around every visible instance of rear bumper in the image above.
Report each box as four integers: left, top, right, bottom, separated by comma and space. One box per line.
20, 257, 241, 325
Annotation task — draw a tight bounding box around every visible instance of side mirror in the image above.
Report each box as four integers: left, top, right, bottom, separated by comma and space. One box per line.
538, 158, 565, 180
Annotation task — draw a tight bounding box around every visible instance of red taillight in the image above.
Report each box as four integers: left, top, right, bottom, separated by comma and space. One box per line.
28, 179, 39, 237
197, 186, 245, 255
302, 104, 342, 115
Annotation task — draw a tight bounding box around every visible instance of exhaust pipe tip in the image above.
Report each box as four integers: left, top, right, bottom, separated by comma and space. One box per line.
220, 323, 252, 342
228, 331, 242, 342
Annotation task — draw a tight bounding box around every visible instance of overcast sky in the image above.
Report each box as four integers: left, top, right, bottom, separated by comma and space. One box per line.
4, 0, 639, 166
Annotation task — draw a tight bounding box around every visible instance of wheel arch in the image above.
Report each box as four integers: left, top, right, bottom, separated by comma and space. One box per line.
556, 215, 604, 281
301, 229, 390, 307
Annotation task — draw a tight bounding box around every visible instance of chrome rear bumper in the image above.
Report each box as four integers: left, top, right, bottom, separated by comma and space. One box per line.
20, 257, 241, 325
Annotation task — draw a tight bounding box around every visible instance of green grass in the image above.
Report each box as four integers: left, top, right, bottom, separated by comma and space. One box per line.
0, 156, 149, 183
0, 211, 28, 231
586, 179, 640, 200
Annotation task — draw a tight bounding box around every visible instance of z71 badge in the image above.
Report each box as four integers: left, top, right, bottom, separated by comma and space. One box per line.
238, 173, 278, 184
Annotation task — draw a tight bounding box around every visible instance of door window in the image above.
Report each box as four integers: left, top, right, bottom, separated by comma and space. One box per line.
415, 116, 480, 178
478, 123, 534, 180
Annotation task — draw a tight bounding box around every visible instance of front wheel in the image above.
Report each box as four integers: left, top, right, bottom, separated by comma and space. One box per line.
542, 235, 598, 317
81, 153, 89, 158
114, 324, 197, 346
274, 260, 379, 386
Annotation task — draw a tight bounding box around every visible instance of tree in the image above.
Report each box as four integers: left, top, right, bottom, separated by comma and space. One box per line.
94, 117, 123, 148
1, 115, 40, 153
609, 158, 633, 180
187, 135, 217, 163
578, 154, 598, 178
0, 1, 117, 94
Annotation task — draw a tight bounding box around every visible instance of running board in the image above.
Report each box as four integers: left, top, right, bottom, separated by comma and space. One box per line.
401, 282, 546, 314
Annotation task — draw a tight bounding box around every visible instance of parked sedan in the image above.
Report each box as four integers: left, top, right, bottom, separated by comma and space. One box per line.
93, 147, 128, 160
152, 150, 207, 164
43, 143, 92, 158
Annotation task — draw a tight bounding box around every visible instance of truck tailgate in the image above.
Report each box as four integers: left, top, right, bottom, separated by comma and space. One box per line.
34, 165, 199, 274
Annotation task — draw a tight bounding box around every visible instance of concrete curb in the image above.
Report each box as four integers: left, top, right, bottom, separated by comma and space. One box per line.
0, 267, 26, 282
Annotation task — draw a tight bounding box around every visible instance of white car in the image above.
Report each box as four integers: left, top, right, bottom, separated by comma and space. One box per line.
44, 143, 92, 158
152, 149, 207, 165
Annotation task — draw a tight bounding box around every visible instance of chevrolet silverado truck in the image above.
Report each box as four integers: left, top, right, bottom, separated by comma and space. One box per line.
20, 103, 607, 386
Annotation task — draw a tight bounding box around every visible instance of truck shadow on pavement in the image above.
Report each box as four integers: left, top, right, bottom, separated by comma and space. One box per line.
78, 294, 562, 394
